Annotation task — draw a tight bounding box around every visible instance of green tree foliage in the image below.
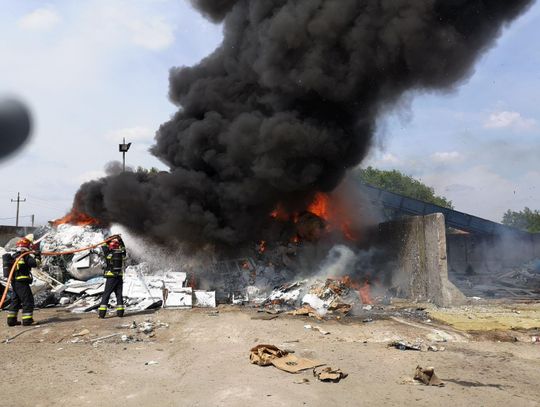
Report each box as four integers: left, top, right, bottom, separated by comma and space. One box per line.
354, 166, 454, 209
136, 166, 160, 175
502, 208, 540, 233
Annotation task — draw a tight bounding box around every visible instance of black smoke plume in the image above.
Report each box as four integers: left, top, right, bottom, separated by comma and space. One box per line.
71, 0, 532, 250
0, 98, 32, 160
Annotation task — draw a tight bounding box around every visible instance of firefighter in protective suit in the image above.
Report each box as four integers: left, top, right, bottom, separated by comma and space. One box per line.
3, 236, 39, 326
98, 236, 127, 318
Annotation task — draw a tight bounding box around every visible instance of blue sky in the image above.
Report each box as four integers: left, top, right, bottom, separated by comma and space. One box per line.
0, 1, 538, 226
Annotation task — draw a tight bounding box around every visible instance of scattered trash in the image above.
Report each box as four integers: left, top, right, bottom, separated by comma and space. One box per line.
293, 378, 310, 385
389, 341, 445, 352
250, 344, 288, 366
389, 341, 424, 352
304, 325, 330, 335
288, 306, 323, 320
250, 344, 325, 374
414, 366, 445, 387
72, 328, 90, 337
89, 333, 121, 343
145, 361, 159, 366
313, 367, 348, 383
272, 354, 324, 374
532, 336, 540, 343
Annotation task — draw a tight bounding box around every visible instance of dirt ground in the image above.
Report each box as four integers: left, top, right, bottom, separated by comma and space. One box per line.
1, 306, 539, 407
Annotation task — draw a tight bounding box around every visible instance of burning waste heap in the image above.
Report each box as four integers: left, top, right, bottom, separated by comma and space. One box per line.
10, 1, 534, 314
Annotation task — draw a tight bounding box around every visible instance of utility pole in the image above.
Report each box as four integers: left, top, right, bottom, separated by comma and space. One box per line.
31, 214, 35, 227
119, 137, 132, 172
11, 192, 26, 227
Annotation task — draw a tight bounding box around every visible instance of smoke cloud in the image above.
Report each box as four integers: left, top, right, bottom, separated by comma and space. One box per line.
0, 98, 32, 160
72, 0, 533, 250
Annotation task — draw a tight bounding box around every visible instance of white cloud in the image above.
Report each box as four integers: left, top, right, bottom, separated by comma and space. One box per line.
126, 17, 175, 51
105, 127, 155, 143
484, 111, 537, 131
18, 8, 61, 31
381, 153, 400, 164
431, 151, 464, 164
94, 4, 175, 51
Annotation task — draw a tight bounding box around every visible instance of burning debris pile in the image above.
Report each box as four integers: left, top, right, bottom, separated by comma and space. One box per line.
1, 219, 388, 318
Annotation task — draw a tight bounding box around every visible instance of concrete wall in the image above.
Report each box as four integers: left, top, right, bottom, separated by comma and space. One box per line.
0, 226, 36, 247
447, 232, 540, 275
376, 213, 465, 307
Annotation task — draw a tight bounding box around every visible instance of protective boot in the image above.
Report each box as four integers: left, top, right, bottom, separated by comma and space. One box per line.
116, 306, 125, 318
21, 312, 33, 326
7, 312, 20, 327
98, 306, 107, 319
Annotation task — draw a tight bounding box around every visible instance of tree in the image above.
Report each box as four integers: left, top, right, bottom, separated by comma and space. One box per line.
502, 208, 540, 233
353, 166, 454, 209
136, 166, 160, 175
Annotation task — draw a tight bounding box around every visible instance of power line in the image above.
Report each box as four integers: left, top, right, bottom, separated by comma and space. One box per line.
10, 192, 26, 227
0, 215, 33, 221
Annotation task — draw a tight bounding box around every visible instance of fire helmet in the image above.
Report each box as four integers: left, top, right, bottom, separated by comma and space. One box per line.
108, 239, 120, 250
16, 237, 32, 250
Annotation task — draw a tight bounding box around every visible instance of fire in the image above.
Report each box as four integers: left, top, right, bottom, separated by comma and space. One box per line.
358, 280, 373, 305
307, 192, 330, 220
341, 275, 373, 305
270, 203, 289, 221
269, 192, 360, 242
52, 208, 100, 227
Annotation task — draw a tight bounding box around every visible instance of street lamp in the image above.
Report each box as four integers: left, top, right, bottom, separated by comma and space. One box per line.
119, 137, 132, 172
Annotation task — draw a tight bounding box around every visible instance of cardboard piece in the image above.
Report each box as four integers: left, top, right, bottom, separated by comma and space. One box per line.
250, 344, 288, 366
271, 354, 324, 374
313, 366, 348, 383
414, 366, 445, 387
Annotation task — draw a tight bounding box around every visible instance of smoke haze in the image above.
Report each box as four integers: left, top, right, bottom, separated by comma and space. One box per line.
71, 0, 533, 250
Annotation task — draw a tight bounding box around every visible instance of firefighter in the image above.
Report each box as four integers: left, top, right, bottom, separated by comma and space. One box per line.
2, 235, 39, 326
98, 236, 127, 318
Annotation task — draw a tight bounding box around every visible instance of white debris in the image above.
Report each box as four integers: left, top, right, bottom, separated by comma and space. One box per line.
59, 297, 70, 305
301, 293, 329, 316
164, 288, 192, 308
193, 290, 216, 308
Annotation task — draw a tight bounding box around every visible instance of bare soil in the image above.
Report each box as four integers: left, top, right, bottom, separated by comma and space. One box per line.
1, 306, 539, 407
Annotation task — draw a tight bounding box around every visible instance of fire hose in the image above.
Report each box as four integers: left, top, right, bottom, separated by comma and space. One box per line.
0, 235, 120, 309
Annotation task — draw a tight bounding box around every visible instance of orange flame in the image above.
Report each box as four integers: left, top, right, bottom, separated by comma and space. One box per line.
358, 280, 373, 305
341, 276, 373, 305
269, 192, 360, 241
307, 192, 330, 220
52, 208, 100, 227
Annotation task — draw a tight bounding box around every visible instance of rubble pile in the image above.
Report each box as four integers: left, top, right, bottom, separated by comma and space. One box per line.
454, 258, 540, 299
0, 225, 216, 313
259, 277, 363, 318
40, 224, 106, 282
1, 224, 374, 317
